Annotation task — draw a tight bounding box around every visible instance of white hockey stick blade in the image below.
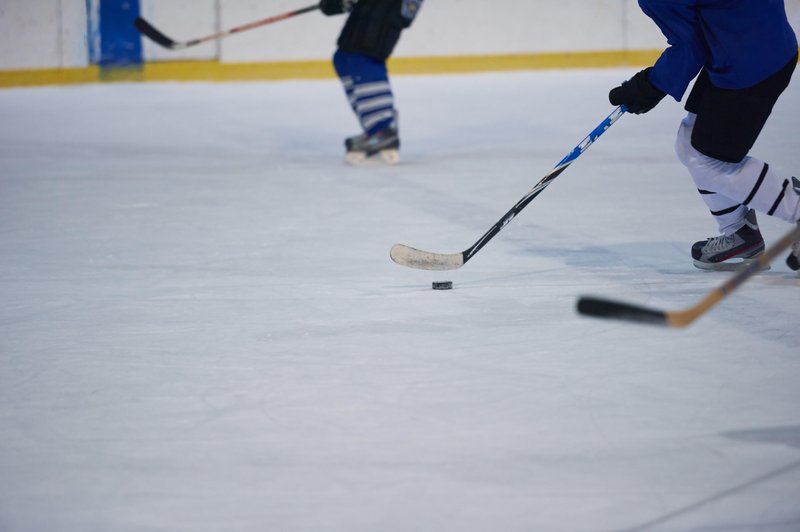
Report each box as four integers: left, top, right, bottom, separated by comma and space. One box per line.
390, 244, 465, 271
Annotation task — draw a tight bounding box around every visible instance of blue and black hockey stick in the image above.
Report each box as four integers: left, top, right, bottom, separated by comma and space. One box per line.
390, 106, 627, 270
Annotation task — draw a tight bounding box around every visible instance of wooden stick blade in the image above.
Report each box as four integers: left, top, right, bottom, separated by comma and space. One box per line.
390, 244, 465, 271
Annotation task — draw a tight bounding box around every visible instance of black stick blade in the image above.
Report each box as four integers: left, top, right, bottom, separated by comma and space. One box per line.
576, 297, 669, 326
134, 17, 178, 49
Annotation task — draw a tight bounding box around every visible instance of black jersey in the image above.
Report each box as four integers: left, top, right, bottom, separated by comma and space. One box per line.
338, 0, 422, 61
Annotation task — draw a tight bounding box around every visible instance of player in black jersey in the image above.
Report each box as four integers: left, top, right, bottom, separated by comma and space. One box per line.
320, 0, 423, 165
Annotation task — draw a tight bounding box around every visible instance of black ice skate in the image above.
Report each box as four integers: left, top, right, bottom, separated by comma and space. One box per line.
788, 178, 800, 272
345, 132, 368, 151
787, 223, 800, 272
345, 126, 400, 166
691, 209, 768, 271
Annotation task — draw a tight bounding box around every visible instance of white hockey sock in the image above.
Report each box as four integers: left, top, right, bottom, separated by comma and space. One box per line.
675, 114, 800, 230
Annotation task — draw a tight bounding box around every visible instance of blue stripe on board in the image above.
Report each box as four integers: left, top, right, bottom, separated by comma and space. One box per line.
99, 0, 142, 66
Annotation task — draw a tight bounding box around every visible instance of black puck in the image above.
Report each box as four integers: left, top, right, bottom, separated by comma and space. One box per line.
432, 281, 453, 290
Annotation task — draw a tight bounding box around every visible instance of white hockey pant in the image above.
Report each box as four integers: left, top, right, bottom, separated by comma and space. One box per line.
675, 113, 800, 235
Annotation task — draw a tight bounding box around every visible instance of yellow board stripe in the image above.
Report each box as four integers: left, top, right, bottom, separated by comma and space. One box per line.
0, 50, 669, 88
389, 50, 664, 74
3, 49, 799, 88
0, 66, 102, 88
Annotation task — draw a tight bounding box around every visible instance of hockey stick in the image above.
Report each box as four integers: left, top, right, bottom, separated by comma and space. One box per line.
390, 106, 627, 271
576, 223, 800, 327
134, 4, 320, 50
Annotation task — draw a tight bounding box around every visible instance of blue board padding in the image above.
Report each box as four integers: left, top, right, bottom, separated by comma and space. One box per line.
99, 0, 142, 66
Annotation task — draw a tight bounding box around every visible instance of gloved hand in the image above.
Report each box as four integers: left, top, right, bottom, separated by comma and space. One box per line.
319, 0, 358, 15
609, 68, 666, 114
401, 0, 423, 24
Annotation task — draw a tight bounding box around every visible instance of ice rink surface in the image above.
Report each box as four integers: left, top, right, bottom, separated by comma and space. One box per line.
1, 69, 799, 531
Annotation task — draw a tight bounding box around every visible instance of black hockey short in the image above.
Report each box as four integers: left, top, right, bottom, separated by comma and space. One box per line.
685, 54, 797, 163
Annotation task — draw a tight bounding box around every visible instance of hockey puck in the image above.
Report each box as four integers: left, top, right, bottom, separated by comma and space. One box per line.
432, 281, 453, 290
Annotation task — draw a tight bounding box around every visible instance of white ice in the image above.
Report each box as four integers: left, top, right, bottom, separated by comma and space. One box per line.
1, 70, 799, 532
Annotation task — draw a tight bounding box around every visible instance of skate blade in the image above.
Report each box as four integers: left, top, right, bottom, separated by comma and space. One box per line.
345, 149, 400, 166
693, 256, 771, 272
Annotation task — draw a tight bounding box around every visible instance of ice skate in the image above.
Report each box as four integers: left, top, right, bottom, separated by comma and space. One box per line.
345, 126, 400, 166
787, 223, 800, 272
345, 132, 368, 151
788, 179, 800, 272
691, 209, 769, 271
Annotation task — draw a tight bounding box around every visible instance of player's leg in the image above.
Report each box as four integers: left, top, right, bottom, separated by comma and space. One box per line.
333, 48, 365, 146
676, 58, 799, 270
332, 49, 399, 164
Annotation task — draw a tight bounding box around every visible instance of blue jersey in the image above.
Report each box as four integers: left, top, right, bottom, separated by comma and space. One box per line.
640, 0, 798, 100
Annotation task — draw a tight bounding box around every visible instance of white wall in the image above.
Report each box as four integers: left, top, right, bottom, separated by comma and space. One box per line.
0, 0, 88, 69
395, 0, 662, 58
173, 0, 669, 63
215, 0, 800, 62
139, 0, 219, 61
1, 0, 799, 71
216, 0, 343, 63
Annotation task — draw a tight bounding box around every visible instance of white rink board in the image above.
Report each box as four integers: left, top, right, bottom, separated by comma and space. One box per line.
6, 0, 800, 70
0, 0, 89, 70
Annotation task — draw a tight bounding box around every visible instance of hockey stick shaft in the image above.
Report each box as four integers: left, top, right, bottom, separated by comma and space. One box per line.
135, 4, 320, 50
577, 223, 800, 327
390, 106, 627, 271
463, 106, 627, 262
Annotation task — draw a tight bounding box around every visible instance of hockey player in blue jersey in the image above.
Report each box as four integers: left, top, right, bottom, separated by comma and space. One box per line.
319, 0, 423, 165
608, 0, 800, 272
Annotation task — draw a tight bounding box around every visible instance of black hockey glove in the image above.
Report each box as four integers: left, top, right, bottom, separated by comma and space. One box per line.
319, 0, 358, 16
400, 0, 423, 26
609, 68, 666, 114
